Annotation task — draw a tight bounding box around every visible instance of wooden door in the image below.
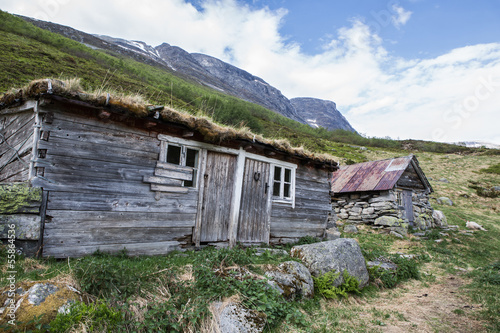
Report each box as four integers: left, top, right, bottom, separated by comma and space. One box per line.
403, 190, 414, 224
200, 151, 237, 242
237, 158, 271, 243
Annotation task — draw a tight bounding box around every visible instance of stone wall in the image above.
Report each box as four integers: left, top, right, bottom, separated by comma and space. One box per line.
331, 189, 434, 231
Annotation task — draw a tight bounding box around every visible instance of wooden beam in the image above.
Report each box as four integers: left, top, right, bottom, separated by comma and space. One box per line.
228, 148, 246, 247
193, 149, 208, 247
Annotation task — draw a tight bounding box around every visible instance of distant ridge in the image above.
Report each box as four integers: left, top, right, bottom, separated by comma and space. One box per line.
18, 14, 357, 133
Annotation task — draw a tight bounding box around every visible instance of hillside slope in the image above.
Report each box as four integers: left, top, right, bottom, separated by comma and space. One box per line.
18, 14, 354, 131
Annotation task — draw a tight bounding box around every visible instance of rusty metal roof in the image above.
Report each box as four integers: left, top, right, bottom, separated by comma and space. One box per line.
331, 155, 432, 193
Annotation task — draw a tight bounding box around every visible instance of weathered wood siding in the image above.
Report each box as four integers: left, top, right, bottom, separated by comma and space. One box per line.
0, 111, 35, 182
32, 108, 198, 257
270, 166, 331, 243
397, 163, 425, 189
199, 151, 237, 243
237, 158, 271, 243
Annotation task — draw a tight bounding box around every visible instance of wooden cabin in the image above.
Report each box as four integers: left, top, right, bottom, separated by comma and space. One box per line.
330, 155, 434, 229
0, 79, 337, 257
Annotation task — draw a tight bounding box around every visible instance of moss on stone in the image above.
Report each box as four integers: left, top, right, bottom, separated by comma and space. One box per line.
0, 183, 42, 214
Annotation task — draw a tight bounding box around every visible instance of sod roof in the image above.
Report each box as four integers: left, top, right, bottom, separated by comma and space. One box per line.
0, 78, 338, 168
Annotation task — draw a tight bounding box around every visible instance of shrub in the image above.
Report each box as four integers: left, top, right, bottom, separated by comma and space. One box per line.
313, 270, 361, 299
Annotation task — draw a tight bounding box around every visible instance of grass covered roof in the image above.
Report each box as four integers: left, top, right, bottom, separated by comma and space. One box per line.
0, 78, 338, 168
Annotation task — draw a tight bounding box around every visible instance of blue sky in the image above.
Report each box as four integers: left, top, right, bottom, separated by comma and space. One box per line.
255, 0, 500, 58
1, 0, 499, 145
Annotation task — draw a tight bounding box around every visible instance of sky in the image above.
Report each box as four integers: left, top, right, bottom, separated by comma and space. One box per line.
1, 0, 500, 145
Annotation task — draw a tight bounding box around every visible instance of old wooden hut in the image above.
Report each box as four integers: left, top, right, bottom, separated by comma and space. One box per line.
330, 155, 434, 229
0, 79, 337, 257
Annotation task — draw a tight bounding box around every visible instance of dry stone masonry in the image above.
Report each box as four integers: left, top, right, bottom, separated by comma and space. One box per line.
331, 189, 436, 235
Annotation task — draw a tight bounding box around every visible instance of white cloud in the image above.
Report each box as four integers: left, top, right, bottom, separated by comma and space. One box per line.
391, 4, 412, 28
1, 0, 499, 144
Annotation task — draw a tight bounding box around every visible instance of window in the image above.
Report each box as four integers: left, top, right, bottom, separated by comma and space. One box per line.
272, 165, 294, 201
166, 144, 199, 187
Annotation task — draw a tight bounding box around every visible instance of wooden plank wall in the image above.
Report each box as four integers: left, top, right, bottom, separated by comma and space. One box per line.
397, 163, 425, 189
0, 111, 35, 182
32, 108, 198, 257
270, 166, 331, 243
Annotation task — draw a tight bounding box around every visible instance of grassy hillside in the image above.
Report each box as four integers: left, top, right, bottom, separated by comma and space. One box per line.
1, 10, 493, 164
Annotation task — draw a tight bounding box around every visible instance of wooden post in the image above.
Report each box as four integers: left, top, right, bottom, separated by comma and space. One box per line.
28, 101, 41, 180
228, 148, 246, 247
193, 149, 208, 247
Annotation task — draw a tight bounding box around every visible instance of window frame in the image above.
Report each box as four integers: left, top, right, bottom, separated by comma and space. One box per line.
164, 143, 200, 188
270, 164, 296, 207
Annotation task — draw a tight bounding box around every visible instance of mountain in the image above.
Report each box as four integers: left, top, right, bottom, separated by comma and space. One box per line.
290, 98, 356, 132
17, 15, 355, 132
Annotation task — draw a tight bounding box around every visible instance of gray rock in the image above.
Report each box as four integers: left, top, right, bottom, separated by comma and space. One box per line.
265, 261, 314, 299
212, 302, 266, 333
432, 210, 448, 227
343, 224, 358, 234
437, 197, 453, 206
374, 216, 402, 227
438, 178, 449, 183
493, 186, 500, 191
254, 248, 289, 257
291, 239, 369, 288
390, 231, 404, 239
325, 228, 341, 241
367, 260, 398, 271
390, 226, 407, 237
27, 284, 59, 306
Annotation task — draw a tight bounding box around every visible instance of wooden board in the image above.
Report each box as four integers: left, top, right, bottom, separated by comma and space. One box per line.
237, 158, 271, 242
403, 190, 414, 223
43, 241, 182, 258
199, 151, 237, 242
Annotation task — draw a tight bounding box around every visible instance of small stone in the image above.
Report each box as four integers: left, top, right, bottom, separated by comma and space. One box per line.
435, 239, 443, 243
413, 232, 427, 237
254, 248, 289, 256
437, 197, 453, 206
438, 178, 449, 183
390, 231, 404, 239
343, 224, 358, 234
439, 232, 449, 237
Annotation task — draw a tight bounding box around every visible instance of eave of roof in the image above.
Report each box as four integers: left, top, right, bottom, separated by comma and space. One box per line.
0, 78, 338, 170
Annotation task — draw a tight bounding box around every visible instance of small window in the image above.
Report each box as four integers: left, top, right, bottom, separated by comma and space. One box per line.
272, 165, 294, 201
166, 145, 181, 165
166, 144, 199, 187
184, 148, 199, 187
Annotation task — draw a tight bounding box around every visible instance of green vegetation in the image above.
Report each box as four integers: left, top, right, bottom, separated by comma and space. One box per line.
480, 162, 500, 175
313, 270, 361, 299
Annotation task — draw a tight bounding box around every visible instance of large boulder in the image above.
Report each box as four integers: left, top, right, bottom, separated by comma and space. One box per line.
0, 281, 82, 329
210, 299, 266, 333
265, 261, 314, 300
290, 239, 369, 288
432, 210, 448, 228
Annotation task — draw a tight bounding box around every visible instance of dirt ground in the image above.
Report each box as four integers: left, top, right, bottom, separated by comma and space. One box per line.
357, 271, 487, 332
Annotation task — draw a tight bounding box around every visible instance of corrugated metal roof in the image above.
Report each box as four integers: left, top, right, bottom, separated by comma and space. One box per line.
331, 155, 421, 193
